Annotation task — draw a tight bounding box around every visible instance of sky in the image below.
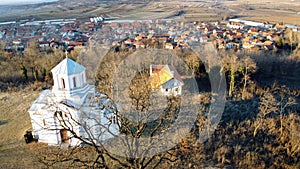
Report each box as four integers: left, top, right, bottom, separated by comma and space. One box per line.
0, 0, 58, 5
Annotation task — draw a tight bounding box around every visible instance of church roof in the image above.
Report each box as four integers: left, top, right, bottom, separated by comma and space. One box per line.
51, 58, 85, 75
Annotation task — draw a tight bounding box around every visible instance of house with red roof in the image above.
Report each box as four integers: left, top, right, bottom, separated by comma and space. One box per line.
149, 64, 184, 96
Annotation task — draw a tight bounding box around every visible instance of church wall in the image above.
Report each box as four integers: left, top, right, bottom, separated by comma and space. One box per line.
52, 72, 86, 91
80, 108, 119, 142
29, 58, 119, 147
67, 72, 85, 90
52, 74, 71, 90
29, 109, 60, 145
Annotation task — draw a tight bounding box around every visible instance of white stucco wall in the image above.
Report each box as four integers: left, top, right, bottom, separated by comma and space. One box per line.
29, 59, 119, 147
160, 86, 182, 96
53, 72, 86, 91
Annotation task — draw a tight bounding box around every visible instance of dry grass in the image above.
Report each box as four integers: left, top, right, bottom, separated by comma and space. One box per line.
222, 0, 300, 25
0, 89, 40, 168
0, 0, 221, 21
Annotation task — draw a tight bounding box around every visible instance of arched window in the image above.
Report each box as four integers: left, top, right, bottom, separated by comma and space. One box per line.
43, 119, 46, 126
61, 78, 65, 89
73, 77, 76, 88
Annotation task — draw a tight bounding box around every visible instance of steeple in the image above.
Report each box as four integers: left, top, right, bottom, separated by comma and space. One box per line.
51, 58, 86, 92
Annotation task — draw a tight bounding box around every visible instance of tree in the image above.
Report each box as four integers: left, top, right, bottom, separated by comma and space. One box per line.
36, 50, 185, 168
240, 56, 256, 100
222, 54, 240, 97
41, 67, 46, 81
254, 89, 277, 137
254, 86, 296, 137
20, 63, 28, 81
23, 40, 41, 81
35, 87, 180, 169
0, 40, 6, 57
274, 86, 297, 137
284, 28, 300, 52
185, 54, 201, 75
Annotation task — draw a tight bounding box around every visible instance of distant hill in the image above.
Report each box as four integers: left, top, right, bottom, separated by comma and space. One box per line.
0, 0, 299, 25
0, 0, 58, 6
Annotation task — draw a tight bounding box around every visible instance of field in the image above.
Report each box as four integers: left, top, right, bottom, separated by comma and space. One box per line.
222, 0, 300, 24
0, 89, 40, 168
0, 0, 222, 21
0, 0, 299, 24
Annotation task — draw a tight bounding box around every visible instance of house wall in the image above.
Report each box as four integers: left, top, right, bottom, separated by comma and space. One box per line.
160, 86, 182, 96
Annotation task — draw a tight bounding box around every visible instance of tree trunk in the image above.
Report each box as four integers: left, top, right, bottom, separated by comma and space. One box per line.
242, 67, 248, 100
34, 68, 39, 81
20, 64, 28, 81
229, 69, 235, 97
280, 113, 283, 137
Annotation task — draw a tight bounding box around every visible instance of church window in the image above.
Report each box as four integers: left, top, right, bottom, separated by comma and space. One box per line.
43, 119, 46, 126
73, 77, 76, 88
61, 78, 65, 89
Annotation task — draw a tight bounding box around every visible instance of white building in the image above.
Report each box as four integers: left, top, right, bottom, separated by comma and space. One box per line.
228, 19, 264, 28
149, 65, 184, 96
227, 21, 244, 30
28, 58, 119, 146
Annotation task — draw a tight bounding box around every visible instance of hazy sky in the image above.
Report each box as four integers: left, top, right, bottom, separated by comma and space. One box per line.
0, 0, 58, 5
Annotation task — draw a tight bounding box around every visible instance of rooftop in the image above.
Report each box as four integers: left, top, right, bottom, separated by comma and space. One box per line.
51, 57, 85, 75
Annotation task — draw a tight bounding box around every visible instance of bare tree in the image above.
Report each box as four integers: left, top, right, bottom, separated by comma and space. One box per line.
254, 89, 277, 137
254, 86, 296, 137
222, 54, 240, 97
240, 56, 256, 100
284, 28, 299, 52
34, 88, 181, 169
23, 40, 41, 81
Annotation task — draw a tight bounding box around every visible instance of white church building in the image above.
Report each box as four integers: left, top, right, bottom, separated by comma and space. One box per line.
28, 57, 119, 146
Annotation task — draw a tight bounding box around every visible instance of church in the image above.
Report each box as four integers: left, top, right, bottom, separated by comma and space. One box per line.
28, 57, 119, 146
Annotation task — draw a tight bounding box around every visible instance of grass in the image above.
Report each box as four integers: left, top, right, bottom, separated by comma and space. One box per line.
0, 48, 300, 168
0, 88, 40, 168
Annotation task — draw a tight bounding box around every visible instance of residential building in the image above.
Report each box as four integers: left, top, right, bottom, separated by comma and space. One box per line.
149, 65, 184, 96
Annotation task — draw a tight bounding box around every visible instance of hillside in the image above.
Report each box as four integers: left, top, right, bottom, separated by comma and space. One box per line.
0, 0, 299, 168
0, 89, 39, 168
0, 0, 299, 24
0, 47, 300, 167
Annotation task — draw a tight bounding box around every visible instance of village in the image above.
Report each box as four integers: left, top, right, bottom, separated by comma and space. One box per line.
1, 12, 300, 168
0, 17, 299, 54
